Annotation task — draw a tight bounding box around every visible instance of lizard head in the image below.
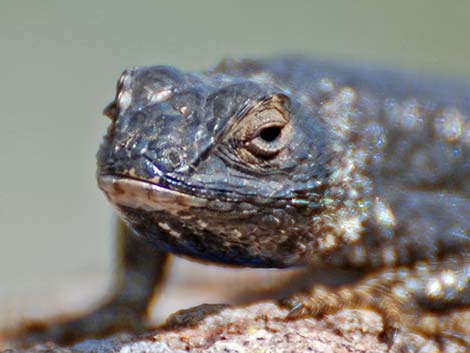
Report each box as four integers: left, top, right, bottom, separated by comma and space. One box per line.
97, 65, 354, 267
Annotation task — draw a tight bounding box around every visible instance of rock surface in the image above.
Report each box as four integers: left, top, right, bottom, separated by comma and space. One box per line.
2, 301, 392, 353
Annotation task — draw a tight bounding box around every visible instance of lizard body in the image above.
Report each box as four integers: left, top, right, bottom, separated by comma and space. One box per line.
97, 57, 469, 351
11, 57, 470, 351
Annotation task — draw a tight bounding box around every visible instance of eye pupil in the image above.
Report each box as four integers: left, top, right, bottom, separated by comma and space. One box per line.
259, 126, 281, 142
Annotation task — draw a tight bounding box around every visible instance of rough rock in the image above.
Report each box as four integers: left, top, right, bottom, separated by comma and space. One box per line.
2, 301, 393, 353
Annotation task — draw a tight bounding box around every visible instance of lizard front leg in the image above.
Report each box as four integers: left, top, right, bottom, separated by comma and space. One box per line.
5, 220, 169, 346
281, 254, 470, 352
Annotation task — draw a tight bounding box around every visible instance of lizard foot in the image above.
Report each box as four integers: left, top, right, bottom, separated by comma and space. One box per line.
280, 283, 400, 347
280, 275, 470, 352
3, 301, 147, 348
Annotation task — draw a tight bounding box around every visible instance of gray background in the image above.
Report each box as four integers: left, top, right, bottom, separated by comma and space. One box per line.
1, 1, 470, 309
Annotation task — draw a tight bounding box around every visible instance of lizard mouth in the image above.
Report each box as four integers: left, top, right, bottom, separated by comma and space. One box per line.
98, 175, 209, 215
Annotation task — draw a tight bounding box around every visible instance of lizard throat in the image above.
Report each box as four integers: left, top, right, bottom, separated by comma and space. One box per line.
97, 175, 208, 214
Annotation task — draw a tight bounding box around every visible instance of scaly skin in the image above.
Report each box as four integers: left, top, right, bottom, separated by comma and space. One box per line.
9, 57, 470, 351
96, 57, 469, 352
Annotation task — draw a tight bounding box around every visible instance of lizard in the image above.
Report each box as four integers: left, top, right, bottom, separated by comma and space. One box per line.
9, 56, 470, 352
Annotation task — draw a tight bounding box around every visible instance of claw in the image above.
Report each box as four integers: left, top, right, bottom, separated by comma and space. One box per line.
285, 302, 305, 319
379, 326, 399, 347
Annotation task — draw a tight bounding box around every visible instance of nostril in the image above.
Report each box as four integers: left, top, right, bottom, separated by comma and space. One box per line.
143, 147, 183, 173
167, 149, 182, 167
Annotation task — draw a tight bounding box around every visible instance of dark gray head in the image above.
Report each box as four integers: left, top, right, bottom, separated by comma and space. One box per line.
97, 65, 348, 267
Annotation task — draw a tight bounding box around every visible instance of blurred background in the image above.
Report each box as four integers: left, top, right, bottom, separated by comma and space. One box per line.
1, 0, 470, 325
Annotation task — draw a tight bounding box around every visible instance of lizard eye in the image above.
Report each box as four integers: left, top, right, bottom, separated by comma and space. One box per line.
241, 94, 292, 159
260, 126, 282, 142
225, 93, 292, 161
245, 114, 288, 158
